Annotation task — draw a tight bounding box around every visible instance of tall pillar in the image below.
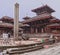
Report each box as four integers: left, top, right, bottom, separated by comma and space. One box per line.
14, 3, 19, 40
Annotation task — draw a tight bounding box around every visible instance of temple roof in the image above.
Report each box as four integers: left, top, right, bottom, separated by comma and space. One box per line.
0, 22, 13, 28
23, 16, 31, 20
22, 14, 52, 23
47, 23, 60, 28
32, 5, 55, 15
19, 23, 29, 27
0, 16, 29, 27
0, 16, 14, 22
50, 17, 60, 23
48, 23, 60, 26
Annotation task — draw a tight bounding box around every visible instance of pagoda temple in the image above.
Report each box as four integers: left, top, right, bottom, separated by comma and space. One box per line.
22, 5, 60, 34
0, 16, 28, 38
0, 5, 60, 38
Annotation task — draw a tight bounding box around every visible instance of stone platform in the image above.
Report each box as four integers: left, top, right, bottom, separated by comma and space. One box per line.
0, 38, 42, 46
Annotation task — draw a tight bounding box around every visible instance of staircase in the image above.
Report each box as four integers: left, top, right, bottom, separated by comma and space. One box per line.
3, 43, 43, 55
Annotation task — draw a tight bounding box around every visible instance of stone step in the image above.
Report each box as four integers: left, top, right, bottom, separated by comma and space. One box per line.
7, 45, 43, 54
5, 43, 43, 54
11, 45, 43, 51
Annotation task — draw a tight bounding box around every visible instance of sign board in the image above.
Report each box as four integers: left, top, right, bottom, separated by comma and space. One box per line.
3, 33, 8, 39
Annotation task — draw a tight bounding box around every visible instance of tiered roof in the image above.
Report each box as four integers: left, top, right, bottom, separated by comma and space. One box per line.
0, 16, 14, 23
22, 13, 52, 23
23, 16, 31, 20
0, 16, 13, 28
0, 22, 13, 28
22, 4, 60, 30
32, 5, 55, 15
0, 16, 29, 28
50, 17, 60, 23
47, 23, 60, 28
47, 17, 60, 28
22, 5, 56, 23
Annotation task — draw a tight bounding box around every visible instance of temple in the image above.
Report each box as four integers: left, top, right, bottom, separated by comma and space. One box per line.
0, 16, 27, 38
0, 5, 60, 38
22, 5, 60, 34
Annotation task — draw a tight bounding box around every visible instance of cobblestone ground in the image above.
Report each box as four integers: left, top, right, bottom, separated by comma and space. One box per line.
20, 43, 60, 55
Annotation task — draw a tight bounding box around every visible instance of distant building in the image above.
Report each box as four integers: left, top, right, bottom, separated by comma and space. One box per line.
0, 16, 13, 37
0, 16, 27, 38
22, 5, 60, 34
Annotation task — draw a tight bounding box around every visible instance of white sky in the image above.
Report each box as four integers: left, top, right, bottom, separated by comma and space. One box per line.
0, 0, 60, 21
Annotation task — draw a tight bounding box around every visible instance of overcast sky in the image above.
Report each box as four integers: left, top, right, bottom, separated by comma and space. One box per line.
0, 0, 60, 21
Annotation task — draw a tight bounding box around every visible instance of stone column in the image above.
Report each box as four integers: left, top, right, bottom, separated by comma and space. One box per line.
14, 3, 19, 40
31, 27, 34, 34
36, 28, 38, 33
41, 28, 44, 33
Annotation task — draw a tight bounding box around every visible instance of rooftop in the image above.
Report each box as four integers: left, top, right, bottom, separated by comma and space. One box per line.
32, 5, 55, 15
22, 13, 52, 23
